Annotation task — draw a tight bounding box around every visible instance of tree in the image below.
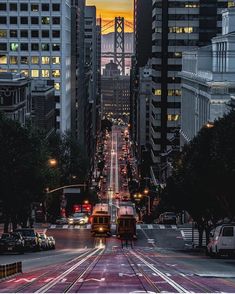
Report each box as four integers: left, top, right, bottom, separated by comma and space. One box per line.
162, 110, 235, 246
0, 114, 57, 232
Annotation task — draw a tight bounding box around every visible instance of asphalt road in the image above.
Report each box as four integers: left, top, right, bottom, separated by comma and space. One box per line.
1, 126, 235, 292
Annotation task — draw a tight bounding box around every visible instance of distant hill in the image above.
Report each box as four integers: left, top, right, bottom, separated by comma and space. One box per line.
102, 32, 133, 53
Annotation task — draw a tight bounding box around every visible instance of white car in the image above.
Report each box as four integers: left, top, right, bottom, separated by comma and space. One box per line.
207, 225, 235, 257
67, 213, 89, 225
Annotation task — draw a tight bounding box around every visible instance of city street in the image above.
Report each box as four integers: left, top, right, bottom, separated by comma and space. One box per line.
0, 127, 235, 293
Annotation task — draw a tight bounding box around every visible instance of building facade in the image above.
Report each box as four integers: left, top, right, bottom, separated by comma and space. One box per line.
101, 61, 130, 122
151, 0, 228, 183
180, 6, 235, 146
0, 0, 71, 133
0, 72, 31, 125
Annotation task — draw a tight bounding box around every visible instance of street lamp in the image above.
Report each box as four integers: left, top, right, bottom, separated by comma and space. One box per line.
48, 158, 57, 167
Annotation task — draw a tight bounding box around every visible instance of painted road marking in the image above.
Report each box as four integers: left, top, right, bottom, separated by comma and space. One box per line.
15, 278, 36, 283
62, 225, 68, 229
159, 225, 165, 229
148, 224, 153, 229
50, 225, 56, 229
78, 278, 105, 283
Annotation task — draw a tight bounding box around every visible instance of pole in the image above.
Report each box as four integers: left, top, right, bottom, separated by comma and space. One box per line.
147, 196, 150, 215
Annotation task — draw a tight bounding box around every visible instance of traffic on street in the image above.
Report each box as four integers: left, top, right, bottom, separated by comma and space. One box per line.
0, 126, 235, 293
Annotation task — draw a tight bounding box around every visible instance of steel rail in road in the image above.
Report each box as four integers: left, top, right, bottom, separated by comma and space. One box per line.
66, 247, 105, 293
123, 249, 162, 293
35, 248, 102, 293
130, 250, 189, 293
13, 248, 96, 293
135, 249, 213, 293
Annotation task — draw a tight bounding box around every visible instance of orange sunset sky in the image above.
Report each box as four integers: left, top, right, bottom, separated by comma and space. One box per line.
86, 0, 133, 33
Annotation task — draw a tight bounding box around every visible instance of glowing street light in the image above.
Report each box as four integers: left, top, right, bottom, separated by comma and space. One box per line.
48, 158, 57, 167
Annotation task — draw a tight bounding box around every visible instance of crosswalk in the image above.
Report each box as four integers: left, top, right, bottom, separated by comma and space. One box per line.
46, 224, 179, 230
180, 227, 207, 247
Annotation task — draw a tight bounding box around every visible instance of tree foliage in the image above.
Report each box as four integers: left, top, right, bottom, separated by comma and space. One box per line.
163, 110, 235, 227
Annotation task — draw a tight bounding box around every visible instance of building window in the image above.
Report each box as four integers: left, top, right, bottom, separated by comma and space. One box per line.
52, 44, 60, 51
41, 3, 49, 11
10, 30, 17, 38
20, 17, 28, 25
10, 56, 18, 64
0, 30, 7, 38
10, 43, 18, 51
42, 17, 50, 25
52, 30, 60, 38
52, 57, 60, 64
52, 17, 60, 25
42, 30, 49, 38
53, 3, 60, 11
31, 17, 39, 25
10, 3, 17, 11
20, 30, 28, 38
31, 30, 39, 38
31, 56, 39, 64
41, 69, 50, 78
21, 56, 28, 64
0, 4, 6, 11
20, 3, 28, 11
0, 17, 7, 24
21, 70, 29, 77
31, 43, 39, 51
31, 4, 39, 12
154, 89, 161, 96
0, 55, 7, 64
41, 43, 50, 51
42, 56, 50, 64
52, 70, 60, 78
167, 114, 180, 121
54, 82, 60, 91
0, 43, 7, 51
31, 70, 39, 78
20, 43, 28, 51
10, 17, 18, 25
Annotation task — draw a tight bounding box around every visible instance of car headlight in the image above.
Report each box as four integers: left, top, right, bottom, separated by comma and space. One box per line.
99, 227, 103, 232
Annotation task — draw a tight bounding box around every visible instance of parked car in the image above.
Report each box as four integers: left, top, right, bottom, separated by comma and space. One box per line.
67, 213, 89, 225
39, 233, 49, 250
0, 232, 25, 254
48, 236, 56, 249
55, 217, 68, 225
158, 212, 177, 224
14, 228, 40, 251
207, 224, 235, 257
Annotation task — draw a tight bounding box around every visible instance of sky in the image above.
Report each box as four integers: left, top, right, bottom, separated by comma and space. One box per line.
86, 0, 133, 34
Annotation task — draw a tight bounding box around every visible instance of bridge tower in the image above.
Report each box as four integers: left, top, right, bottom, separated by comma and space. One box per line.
114, 17, 125, 75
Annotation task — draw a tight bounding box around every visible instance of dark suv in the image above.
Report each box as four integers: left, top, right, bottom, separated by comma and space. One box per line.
14, 228, 40, 251
0, 232, 25, 254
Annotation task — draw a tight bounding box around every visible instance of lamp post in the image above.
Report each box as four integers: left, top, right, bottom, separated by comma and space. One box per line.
144, 188, 151, 215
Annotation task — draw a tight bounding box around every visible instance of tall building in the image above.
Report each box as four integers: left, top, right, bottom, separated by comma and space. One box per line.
130, 0, 152, 162
71, 0, 86, 143
180, 6, 235, 146
0, 0, 71, 133
150, 0, 228, 183
101, 61, 130, 122
84, 6, 101, 170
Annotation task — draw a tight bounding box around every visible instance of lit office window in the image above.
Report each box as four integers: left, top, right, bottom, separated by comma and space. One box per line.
0, 30, 7, 38
21, 56, 28, 64
167, 114, 180, 121
21, 69, 29, 77
31, 4, 39, 12
54, 82, 60, 91
42, 17, 50, 25
10, 56, 18, 64
31, 69, 39, 77
154, 89, 161, 96
42, 56, 50, 64
52, 70, 60, 78
52, 44, 60, 51
31, 56, 39, 64
41, 69, 50, 78
10, 43, 19, 51
0, 54, 7, 64
52, 57, 60, 64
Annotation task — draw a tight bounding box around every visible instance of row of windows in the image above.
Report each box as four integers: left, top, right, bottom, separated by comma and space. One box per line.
0, 16, 60, 25
154, 1, 200, 8
0, 3, 60, 12
0, 43, 60, 51
0, 55, 61, 65
0, 29, 60, 38
154, 89, 181, 96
